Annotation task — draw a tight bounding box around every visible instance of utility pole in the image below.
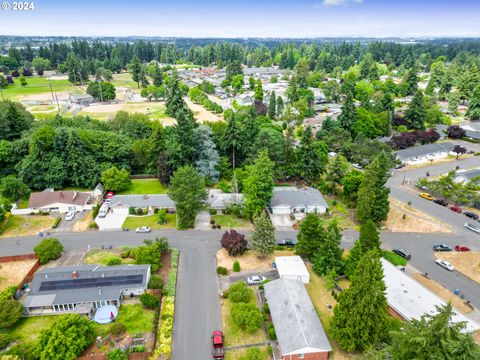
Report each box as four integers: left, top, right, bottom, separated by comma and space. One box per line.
48, 77, 60, 113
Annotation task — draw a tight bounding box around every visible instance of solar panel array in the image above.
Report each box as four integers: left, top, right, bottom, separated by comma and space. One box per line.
39, 274, 143, 292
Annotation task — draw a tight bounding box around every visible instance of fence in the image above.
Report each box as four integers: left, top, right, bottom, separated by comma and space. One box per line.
130, 174, 157, 180
0, 253, 37, 263
18, 259, 41, 290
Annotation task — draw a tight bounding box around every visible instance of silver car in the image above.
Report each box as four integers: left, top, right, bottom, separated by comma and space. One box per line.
464, 222, 480, 234
135, 226, 151, 233
435, 259, 455, 271
246, 275, 266, 285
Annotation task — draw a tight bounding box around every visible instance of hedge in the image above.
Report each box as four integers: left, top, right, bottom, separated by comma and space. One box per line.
51, 216, 61, 229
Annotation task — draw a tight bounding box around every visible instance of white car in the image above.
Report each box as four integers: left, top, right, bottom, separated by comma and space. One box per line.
135, 226, 151, 233
464, 222, 480, 234
352, 163, 363, 169
328, 151, 337, 157
435, 259, 455, 271
246, 275, 266, 285
65, 211, 75, 221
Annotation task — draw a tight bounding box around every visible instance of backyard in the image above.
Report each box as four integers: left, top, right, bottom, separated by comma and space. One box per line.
225, 346, 271, 360
0, 215, 55, 237
110, 304, 155, 335
118, 178, 168, 195
0, 259, 37, 290
123, 213, 176, 230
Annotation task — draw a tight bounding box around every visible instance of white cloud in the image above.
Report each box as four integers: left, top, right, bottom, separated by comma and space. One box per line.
319, 0, 363, 7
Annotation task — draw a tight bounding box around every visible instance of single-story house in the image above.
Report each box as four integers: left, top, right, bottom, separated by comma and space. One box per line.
28, 190, 92, 213
381, 258, 480, 333
395, 142, 456, 165
237, 93, 254, 106
24, 264, 151, 315
464, 129, 480, 141
70, 94, 94, 106
109, 194, 175, 214
270, 187, 328, 215
454, 168, 480, 185
264, 278, 332, 360
207, 189, 244, 210
275, 256, 310, 284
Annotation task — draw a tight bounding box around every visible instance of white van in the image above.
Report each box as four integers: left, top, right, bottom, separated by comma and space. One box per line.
98, 204, 109, 218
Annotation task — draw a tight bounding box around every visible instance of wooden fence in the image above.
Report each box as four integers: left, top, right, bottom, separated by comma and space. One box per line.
0, 253, 37, 263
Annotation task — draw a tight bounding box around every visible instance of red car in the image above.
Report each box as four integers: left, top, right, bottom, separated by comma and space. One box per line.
454, 245, 471, 252
449, 205, 462, 213
211, 331, 225, 359
106, 191, 115, 199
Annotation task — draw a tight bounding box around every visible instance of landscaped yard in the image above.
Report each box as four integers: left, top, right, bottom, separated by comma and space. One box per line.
322, 197, 357, 230
0, 215, 55, 237
118, 179, 168, 195
114, 304, 155, 335
212, 214, 252, 229
123, 213, 176, 230
382, 250, 408, 267
1, 76, 71, 100
225, 346, 270, 360
216, 249, 295, 272
83, 249, 135, 266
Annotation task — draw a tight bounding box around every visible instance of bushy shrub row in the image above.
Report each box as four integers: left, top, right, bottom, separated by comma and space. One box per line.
231, 303, 263, 334
188, 87, 223, 114
51, 216, 61, 229
225, 281, 253, 303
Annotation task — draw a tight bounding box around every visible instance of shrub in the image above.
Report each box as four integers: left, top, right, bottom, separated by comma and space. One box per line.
267, 323, 277, 340
105, 256, 121, 266
262, 303, 270, 315
225, 281, 252, 303
157, 209, 167, 224
267, 345, 273, 356
136, 208, 143, 215
209, 209, 217, 215
33, 238, 63, 264
129, 207, 136, 215
0, 300, 24, 328
51, 216, 61, 229
107, 348, 128, 360
0, 286, 17, 300
216, 266, 228, 275
153, 208, 159, 214
108, 322, 126, 336
233, 261, 241, 272
148, 274, 164, 289
231, 303, 263, 333
88, 221, 98, 229
140, 293, 160, 309
92, 204, 100, 219
210, 219, 215, 225
132, 345, 145, 352
221, 230, 248, 256
382, 250, 408, 267
217, 224, 221, 229
120, 247, 132, 258
0, 333, 11, 349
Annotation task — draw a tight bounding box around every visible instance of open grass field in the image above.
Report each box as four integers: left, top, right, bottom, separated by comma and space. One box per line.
111, 72, 140, 90
1, 76, 71, 100
123, 213, 176, 230
77, 101, 171, 122
83, 249, 135, 266
0, 259, 37, 291
0, 215, 55, 238
114, 304, 155, 335
212, 214, 252, 229
118, 179, 168, 195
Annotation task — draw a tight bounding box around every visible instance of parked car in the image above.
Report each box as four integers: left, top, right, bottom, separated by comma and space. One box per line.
432, 244, 452, 252
435, 259, 455, 271
433, 199, 448, 207
277, 238, 297, 247
454, 245, 471, 252
106, 191, 115, 199
464, 211, 479, 220
352, 163, 363, 170
394, 163, 405, 169
246, 275, 266, 285
135, 226, 151, 233
449, 205, 462, 213
98, 204, 109, 218
465, 222, 480, 234
211, 330, 225, 359
419, 192, 433, 201
328, 151, 337, 157
393, 248, 411, 260
65, 211, 75, 221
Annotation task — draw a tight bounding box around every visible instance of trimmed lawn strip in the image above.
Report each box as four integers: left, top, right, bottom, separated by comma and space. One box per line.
382, 251, 408, 267
212, 214, 252, 229
83, 249, 135, 265
123, 213, 176, 230
1, 215, 55, 237
118, 179, 168, 195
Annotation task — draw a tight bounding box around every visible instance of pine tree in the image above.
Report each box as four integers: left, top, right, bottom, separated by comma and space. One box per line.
295, 212, 324, 260
405, 90, 426, 130
165, 75, 186, 117
313, 221, 344, 275
297, 126, 328, 183
268, 91, 276, 119
404, 66, 419, 95
330, 251, 390, 352
152, 64, 163, 87
276, 96, 284, 116
338, 94, 356, 132
325, 155, 348, 195
251, 211, 276, 257
254, 79, 263, 101
129, 56, 142, 88
467, 85, 480, 120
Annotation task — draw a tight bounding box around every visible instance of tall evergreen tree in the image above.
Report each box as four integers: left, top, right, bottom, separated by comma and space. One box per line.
152, 64, 163, 87
467, 85, 480, 120
313, 221, 344, 275
268, 91, 276, 119
297, 126, 328, 183
194, 125, 220, 182
129, 56, 142, 88
405, 90, 426, 130
330, 251, 390, 352
254, 79, 263, 101
222, 111, 241, 169
404, 66, 419, 95
276, 96, 284, 116
165, 74, 186, 117
338, 94, 356, 132
251, 211, 276, 257
295, 212, 324, 260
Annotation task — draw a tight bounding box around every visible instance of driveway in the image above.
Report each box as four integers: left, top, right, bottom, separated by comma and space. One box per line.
270, 213, 293, 231
95, 212, 128, 231
194, 211, 211, 230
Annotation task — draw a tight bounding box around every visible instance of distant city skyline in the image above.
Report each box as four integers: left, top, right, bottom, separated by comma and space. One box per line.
0, 0, 479, 38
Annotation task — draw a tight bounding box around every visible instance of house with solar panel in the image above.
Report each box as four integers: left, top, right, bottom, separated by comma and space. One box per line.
23, 264, 151, 315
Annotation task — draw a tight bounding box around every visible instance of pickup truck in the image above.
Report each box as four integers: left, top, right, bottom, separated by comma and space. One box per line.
211, 330, 225, 359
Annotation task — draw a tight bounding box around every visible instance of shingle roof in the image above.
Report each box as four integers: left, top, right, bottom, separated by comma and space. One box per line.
26, 265, 150, 306
110, 194, 175, 208
395, 142, 455, 161
464, 130, 480, 140
270, 187, 327, 209
264, 278, 332, 355
207, 190, 243, 209
28, 191, 91, 208
456, 168, 480, 183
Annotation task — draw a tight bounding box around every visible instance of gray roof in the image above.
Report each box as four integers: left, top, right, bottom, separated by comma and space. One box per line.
207, 190, 244, 209
110, 194, 175, 208
25, 265, 150, 307
395, 142, 455, 161
270, 187, 328, 209
456, 168, 480, 183
264, 278, 332, 355
465, 130, 480, 140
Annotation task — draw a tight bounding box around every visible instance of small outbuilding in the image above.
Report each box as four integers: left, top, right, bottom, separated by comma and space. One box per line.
275, 256, 310, 284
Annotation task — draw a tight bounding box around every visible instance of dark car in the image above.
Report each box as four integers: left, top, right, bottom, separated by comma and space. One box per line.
277, 238, 297, 247
464, 212, 479, 220
433, 244, 452, 252
393, 249, 411, 260
433, 199, 448, 207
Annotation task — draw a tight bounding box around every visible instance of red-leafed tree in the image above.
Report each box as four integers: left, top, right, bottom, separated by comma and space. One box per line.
221, 230, 248, 256
447, 125, 466, 139
453, 145, 467, 159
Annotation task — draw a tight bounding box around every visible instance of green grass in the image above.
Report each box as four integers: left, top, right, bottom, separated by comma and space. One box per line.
16, 199, 29, 209
2, 315, 57, 348
382, 250, 408, 267
212, 214, 252, 229
111, 72, 140, 90
321, 197, 358, 230
83, 249, 135, 265
123, 213, 176, 230
118, 179, 168, 195
1, 215, 55, 237
225, 346, 270, 360
1, 76, 71, 99
115, 304, 155, 334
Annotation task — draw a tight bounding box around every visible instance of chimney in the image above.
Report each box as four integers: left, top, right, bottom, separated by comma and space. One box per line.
72, 191, 78, 201
71, 271, 78, 279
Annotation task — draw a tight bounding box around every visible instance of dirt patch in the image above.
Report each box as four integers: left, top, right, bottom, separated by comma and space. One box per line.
158, 250, 172, 283
42, 251, 85, 269
385, 198, 453, 233
0, 260, 37, 290
72, 211, 93, 232
411, 273, 473, 314
216, 248, 295, 272
184, 98, 223, 123
433, 252, 480, 285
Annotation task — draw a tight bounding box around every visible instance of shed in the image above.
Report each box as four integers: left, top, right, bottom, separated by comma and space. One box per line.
275, 256, 310, 284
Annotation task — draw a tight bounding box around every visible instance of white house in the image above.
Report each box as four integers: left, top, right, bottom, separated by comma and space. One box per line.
207, 189, 244, 210
270, 186, 328, 215
395, 142, 456, 165
109, 194, 175, 214
454, 168, 480, 185
28, 190, 92, 213
275, 256, 310, 284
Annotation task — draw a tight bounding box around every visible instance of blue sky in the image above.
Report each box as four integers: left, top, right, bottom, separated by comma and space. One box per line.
1, 0, 479, 38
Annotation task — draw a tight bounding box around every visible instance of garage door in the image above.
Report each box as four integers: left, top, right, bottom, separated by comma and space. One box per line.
112, 206, 129, 214
272, 206, 291, 215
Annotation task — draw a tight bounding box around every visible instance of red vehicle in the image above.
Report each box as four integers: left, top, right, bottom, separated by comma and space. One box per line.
454, 245, 471, 252
211, 331, 225, 359
449, 205, 462, 213
106, 191, 115, 199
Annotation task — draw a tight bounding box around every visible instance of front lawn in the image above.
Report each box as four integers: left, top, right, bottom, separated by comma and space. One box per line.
382, 250, 408, 267
212, 214, 252, 229
118, 179, 168, 195
83, 249, 135, 265
115, 304, 155, 334
123, 213, 176, 230
225, 346, 270, 360
0, 215, 55, 237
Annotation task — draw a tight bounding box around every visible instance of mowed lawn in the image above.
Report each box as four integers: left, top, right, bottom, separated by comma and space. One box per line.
118, 179, 168, 195
83, 249, 135, 265
123, 213, 176, 230
1, 215, 55, 237
212, 214, 252, 229
1, 76, 71, 99
115, 304, 155, 334
3, 316, 57, 349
